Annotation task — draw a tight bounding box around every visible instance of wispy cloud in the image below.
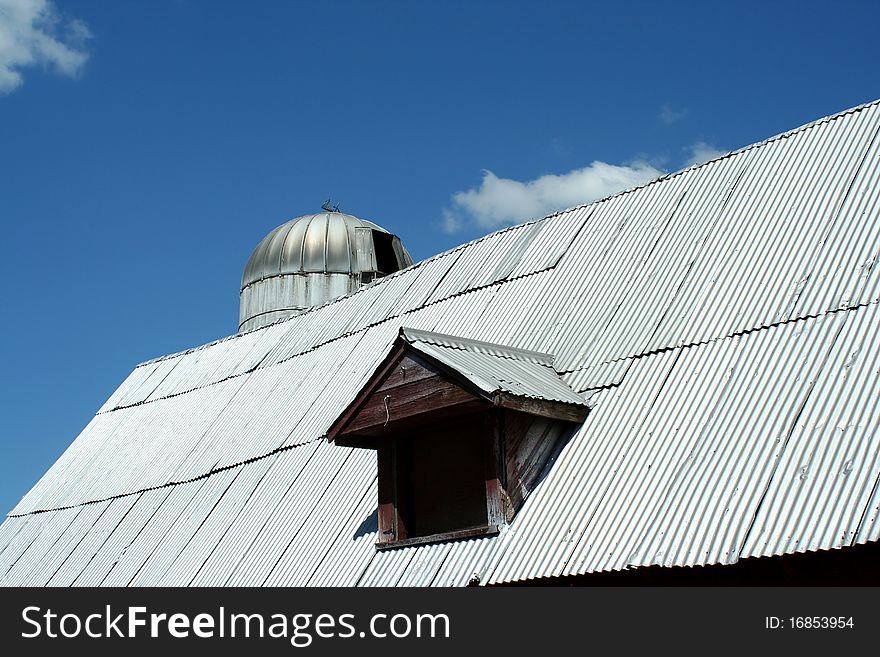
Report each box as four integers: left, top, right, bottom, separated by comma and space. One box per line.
0, 0, 91, 95
684, 141, 727, 166
441, 161, 664, 233
659, 104, 687, 125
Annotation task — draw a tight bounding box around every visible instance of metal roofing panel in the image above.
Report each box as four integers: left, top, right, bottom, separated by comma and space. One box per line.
394, 542, 452, 587
259, 305, 334, 365
743, 301, 880, 557
588, 312, 847, 573
0, 515, 26, 562
72, 487, 174, 586
6, 99, 880, 588
0, 510, 71, 585
562, 358, 633, 393
425, 224, 536, 304
263, 449, 375, 586
484, 356, 679, 584
429, 534, 500, 587
522, 175, 680, 370
104, 355, 181, 410
565, 156, 749, 371
403, 327, 554, 364
11, 407, 137, 514
97, 378, 247, 500
485, 312, 849, 582
280, 332, 391, 448
223, 442, 353, 586
649, 104, 880, 353
391, 249, 463, 312
127, 467, 241, 586
15, 377, 247, 512
168, 363, 298, 480
455, 267, 561, 352
489, 220, 545, 281
508, 206, 591, 278
159, 455, 277, 586
5, 502, 109, 587
44, 494, 142, 587
98, 476, 217, 586
793, 115, 880, 315
414, 282, 501, 337
856, 462, 880, 545
345, 271, 418, 332
190, 442, 320, 586
538, 162, 727, 372
98, 361, 160, 413
357, 543, 419, 587
305, 477, 379, 587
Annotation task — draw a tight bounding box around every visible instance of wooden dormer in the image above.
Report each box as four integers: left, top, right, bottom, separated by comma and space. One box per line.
326, 328, 592, 549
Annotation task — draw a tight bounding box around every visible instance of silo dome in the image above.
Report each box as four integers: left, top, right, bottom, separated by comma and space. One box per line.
239, 211, 413, 332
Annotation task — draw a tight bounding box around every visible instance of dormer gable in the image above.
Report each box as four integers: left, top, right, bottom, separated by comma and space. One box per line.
327, 328, 592, 548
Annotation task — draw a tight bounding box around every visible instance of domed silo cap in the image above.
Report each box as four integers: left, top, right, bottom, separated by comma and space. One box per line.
239, 211, 413, 332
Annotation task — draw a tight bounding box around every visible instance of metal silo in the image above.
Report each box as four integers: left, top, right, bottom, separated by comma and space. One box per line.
239, 211, 413, 332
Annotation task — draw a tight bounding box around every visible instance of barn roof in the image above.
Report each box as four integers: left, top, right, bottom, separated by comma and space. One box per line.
3, 98, 880, 586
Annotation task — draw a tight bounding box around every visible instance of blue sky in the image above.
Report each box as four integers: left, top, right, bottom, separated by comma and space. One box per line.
1, 0, 878, 515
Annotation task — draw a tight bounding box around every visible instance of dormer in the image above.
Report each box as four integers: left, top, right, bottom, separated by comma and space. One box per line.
326, 328, 592, 549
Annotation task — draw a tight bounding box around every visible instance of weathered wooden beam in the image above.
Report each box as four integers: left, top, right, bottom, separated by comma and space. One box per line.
485, 412, 507, 526
333, 400, 489, 444
374, 525, 500, 551
495, 393, 590, 423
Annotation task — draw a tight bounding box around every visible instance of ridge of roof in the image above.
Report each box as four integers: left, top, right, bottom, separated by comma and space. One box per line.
134, 96, 880, 370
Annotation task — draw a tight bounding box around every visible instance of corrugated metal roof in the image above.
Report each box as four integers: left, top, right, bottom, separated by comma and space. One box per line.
399, 327, 589, 406
4, 98, 880, 586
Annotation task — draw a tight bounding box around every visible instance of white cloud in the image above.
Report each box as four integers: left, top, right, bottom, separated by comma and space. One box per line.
659, 104, 688, 124
442, 161, 664, 232
439, 207, 465, 234
684, 141, 727, 166
0, 0, 91, 95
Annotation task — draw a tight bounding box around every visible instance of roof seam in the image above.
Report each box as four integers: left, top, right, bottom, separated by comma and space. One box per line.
564, 298, 879, 381
474, 98, 880, 262
21, 302, 877, 518
144, 221, 545, 367
303, 473, 378, 587
185, 453, 281, 586
142, 461, 248, 586
101, 265, 558, 414
6, 434, 324, 518
66, 492, 144, 586
734, 309, 852, 563
136, 97, 880, 370
259, 448, 356, 586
